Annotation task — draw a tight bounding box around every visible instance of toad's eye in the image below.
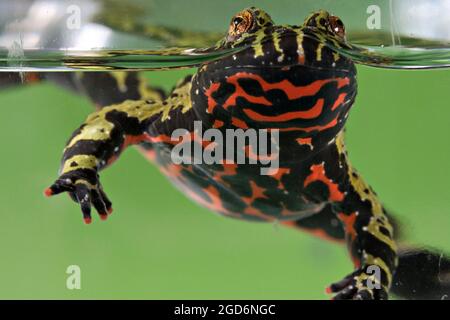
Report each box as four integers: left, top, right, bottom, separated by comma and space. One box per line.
227, 10, 255, 41
328, 16, 346, 38
232, 16, 244, 28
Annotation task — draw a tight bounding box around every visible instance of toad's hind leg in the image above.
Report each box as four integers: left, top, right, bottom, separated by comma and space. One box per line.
0, 72, 167, 107
64, 72, 167, 108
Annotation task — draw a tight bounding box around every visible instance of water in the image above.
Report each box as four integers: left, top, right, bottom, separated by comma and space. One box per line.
1, 0, 450, 71
1, 34, 450, 72
0, 48, 237, 71
344, 31, 450, 69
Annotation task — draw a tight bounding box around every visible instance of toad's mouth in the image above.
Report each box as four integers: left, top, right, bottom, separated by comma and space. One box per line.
218, 30, 353, 72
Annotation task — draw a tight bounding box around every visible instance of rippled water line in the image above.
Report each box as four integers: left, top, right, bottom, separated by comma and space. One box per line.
1, 38, 450, 72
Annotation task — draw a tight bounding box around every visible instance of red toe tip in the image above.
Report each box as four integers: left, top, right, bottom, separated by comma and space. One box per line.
83, 217, 92, 224
107, 208, 113, 214
325, 287, 332, 294
44, 188, 53, 197
100, 214, 108, 221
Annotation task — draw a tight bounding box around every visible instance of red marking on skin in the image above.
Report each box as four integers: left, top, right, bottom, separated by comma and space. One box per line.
203, 142, 219, 159
304, 163, 344, 202
242, 181, 269, 204
279, 205, 294, 216
107, 154, 118, 166
196, 132, 215, 148
296, 137, 313, 149
221, 163, 238, 175
244, 145, 278, 162
109, 133, 153, 168
44, 188, 53, 197
191, 185, 230, 215
277, 116, 338, 133
213, 120, 225, 128
214, 163, 238, 184
25, 73, 41, 84
266, 167, 291, 178
108, 208, 113, 214
298, 54, 305, 64
265, 167, 291, 188
158, 166, 174, 180
243, 99, 324, 122
83, 217, 92, 224
243, 206, 272, 220
99, 214, 108, 221
338, 78, 350, 89
203, 73, 349, 114
227, 72, 349, 101
325, 287, 332, 294
150, 131, 210, 148
297, 137, 312, 144
139, 148, 157, 162
223, 84, 272, 110
307, 228, 340, 242
231, 117, 249, 129
148, 134, 178, 145
352, 256, 361, 268
174, 181, 242, 220
158, 162, 183, 180
282, 220, 345, 244
182, 164, 194, 174
123, 133, 152, 148
337, 212, 357, 241
331, 93, 348, 111
205, 82, 221, 114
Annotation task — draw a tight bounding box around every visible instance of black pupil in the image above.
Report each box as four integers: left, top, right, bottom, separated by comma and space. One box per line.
233, 17, 244, 26
329, 18, 344, 35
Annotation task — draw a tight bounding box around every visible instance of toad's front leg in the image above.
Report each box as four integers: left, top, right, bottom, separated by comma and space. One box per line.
45, 99, 165, 223
328, 182, 398, 300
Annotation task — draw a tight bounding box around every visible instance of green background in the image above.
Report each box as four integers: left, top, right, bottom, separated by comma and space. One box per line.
0, 66, 449, 299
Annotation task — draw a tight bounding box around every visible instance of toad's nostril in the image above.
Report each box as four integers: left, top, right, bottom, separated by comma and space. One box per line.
226, 34, 238, 43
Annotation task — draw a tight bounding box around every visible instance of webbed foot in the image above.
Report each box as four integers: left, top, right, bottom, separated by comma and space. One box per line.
45, 170, 112, 224
327, 266, 388, 300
